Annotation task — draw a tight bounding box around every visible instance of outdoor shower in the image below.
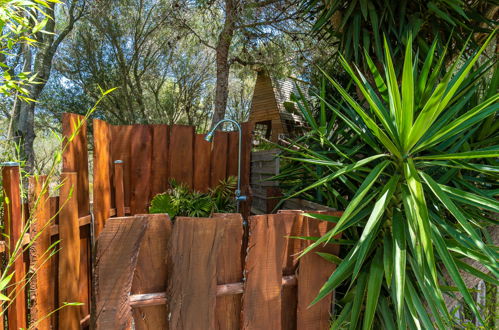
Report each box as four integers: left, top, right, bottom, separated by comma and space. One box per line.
205, 119, 247, 213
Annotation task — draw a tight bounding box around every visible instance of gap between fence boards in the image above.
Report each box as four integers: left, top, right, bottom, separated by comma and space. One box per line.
129, 275, 298, 308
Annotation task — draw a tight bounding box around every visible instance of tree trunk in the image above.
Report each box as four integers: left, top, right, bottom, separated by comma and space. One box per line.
211, 0, 236, 130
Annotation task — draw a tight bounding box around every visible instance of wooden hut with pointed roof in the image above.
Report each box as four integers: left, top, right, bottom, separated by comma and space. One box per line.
248, 70, 306, 143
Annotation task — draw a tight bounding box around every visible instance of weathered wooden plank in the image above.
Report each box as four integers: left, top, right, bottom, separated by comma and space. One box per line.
193, 134, 211, 193
150, 124, 170, 198
113, 161, 125, 217
29, 176, 53, 330
62, 112, 90, 216
132, 214, 172, 330
210, 131, 229, 187
297, 212, 343, 330
169, 125, 194, 189
278, 210, 306, 330
93, 216, 148, 329
79, 226, 91, 322
61, 113, 92, 322
129, 275, 298, 308
130, 125, 152, 214
213, 213, 244, 330
242, 214, 295, 329
93, 119, 111, 237
167, 217, 224, 329
226, 131, 239, 178
58, 172, 80, 330
2, 164, 27, 330
110, 125, 134, 207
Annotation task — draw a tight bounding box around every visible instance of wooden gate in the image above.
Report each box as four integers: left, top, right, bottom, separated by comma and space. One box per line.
94, 211, 342, 329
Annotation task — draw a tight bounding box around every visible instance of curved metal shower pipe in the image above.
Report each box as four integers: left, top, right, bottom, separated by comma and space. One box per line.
205, 119, 247, 213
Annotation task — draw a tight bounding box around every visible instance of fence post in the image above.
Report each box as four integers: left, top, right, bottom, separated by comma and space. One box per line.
58, 172, 80, 329
114, 160, 125, 217
1, 162, 27, 330
28, 175, 53, 329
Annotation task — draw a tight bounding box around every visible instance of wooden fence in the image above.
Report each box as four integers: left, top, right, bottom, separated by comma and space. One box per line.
92, 118, 252, 236
94, 211, 342, 329
0, 113, 252, 329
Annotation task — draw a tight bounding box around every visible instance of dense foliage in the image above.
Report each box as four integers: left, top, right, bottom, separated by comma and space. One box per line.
278, 32, 498, 328
149, 177, 237, 218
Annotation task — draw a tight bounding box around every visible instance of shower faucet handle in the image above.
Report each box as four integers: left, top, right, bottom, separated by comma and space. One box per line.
236, 195, 247, 201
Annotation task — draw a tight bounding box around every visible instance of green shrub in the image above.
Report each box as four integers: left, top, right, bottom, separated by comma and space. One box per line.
278, 33, 498, 329
149, 176, 237, 218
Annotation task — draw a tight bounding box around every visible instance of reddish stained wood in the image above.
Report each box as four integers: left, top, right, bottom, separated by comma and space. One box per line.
277, 210, 305, 330
93, 216, 148, 329
29, 176, 53, 330
193, 134, 212, 193
131, 214, 172, 330
110, 125, 134, 208
210, 131, 229, 187
113, 161, 125, 217
167, 217, 224, 329
169, 125, 194, 189
62, 113, 90, 216
58, 172, 80, 330
93, 119, 111, 237
79, 226, 91, 321
130, 125, 152, 214
2, 164, 27, 330
150, 124, 170, 198
62, 114, 91, 320
129, 275, 298, 308
242, 214, 295, 330
226, 131, 239, 178
213, 213, 244, 330
297, 211, 343, 330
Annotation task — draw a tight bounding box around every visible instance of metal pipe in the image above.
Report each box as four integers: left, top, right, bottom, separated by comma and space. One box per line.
205, 119, 246, 212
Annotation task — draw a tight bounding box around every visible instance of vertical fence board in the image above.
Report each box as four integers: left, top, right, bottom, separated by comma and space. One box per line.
62, 112, 90, 216
242, 214, 294, 329
278, 211, 304, 330
93, 119, 111, 236
29, 176, 53, 330
58, 172, 80, 330
210, 131, 229, 187
193, 134, 212, 192
94, 216, 148, 329
213, 214, 244, 330
150, 125, 170, 198
2, 165, 27, 330
297, 212, 342, 329
167, 217, 223, 329
62, 113, 91, 320
114, 161, 125, 217
226, 131, 238, 178
169, 125, 194, 189
130, 125, 152, 214
110, 125, 134, 208
131, 214, 171, 330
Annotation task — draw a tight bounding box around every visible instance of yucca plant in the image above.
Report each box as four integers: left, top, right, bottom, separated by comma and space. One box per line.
283, 31, 498, 329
